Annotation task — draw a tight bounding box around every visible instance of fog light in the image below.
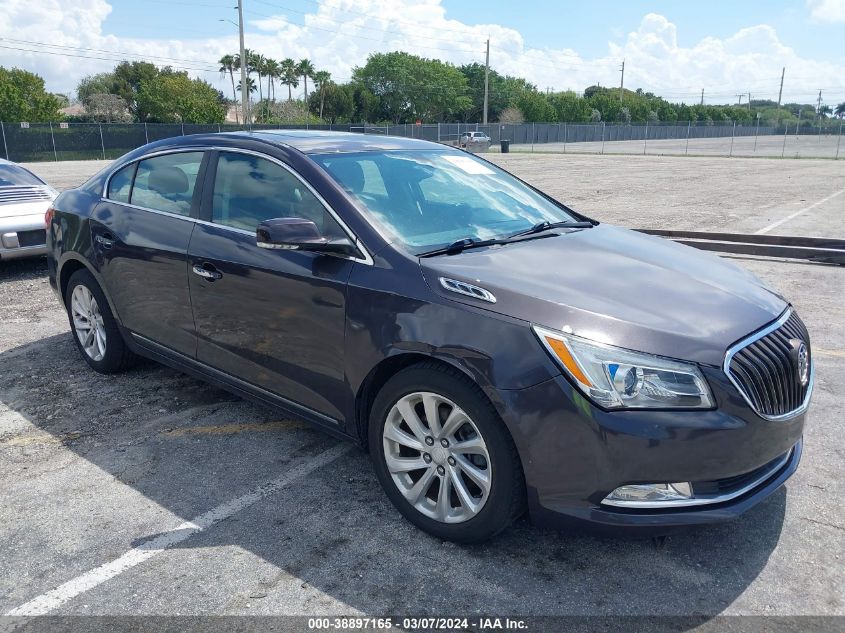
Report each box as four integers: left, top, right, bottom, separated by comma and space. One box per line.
2, 232, 19, 249
603, 482, 693, 507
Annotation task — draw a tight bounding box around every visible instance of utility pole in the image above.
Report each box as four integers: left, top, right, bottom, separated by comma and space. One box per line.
817, 89, 823, 121
776, 67, 785, 128
748, 92, 752, 112
736, 94, 744, 106
619, 59, 625, 103
700, 89, 704, 105
482, 38, 490, 125
237, 0, 249, 126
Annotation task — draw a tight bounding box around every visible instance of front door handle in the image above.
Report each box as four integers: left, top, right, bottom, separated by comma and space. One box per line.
192, 263, 223, 281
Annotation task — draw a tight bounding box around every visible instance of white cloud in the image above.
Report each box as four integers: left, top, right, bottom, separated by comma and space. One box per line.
806, 0, 845, 23
0, 1, 842, 106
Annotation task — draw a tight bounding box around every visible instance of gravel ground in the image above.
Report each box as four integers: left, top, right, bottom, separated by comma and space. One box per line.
1, 155, 843, 624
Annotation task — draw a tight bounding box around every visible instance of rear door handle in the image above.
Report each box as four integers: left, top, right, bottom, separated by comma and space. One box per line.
95, 233, 115, 249
192, 263, 223, 281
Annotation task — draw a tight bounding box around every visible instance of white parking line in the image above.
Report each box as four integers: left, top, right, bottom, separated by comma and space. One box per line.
4, 443, 354, 617
754, 188, 845, 235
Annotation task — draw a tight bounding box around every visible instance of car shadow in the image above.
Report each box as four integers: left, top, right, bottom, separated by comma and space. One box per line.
0, 332, 787, 619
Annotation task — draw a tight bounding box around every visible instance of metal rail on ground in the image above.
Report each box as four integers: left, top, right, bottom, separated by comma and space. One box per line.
637, 230, 845, 266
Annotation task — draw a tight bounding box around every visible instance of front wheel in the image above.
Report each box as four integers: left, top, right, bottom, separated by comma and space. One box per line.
369, 363, 525, 543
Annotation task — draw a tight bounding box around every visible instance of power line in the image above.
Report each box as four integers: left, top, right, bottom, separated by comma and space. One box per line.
0, 38, 219, 70
0, 44, 219, 74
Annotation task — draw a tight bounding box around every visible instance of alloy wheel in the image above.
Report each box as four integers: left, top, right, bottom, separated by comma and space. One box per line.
70, 285, 106, 362
382, 391, 491, 523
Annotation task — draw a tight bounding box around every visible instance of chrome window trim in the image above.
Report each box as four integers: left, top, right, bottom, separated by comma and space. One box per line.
113, 202, 195, 222
723, 308, 814, 422
601, 448, 793, 509
101, 145, 374, 266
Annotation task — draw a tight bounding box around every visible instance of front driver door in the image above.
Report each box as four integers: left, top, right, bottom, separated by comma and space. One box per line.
187, 150, 356, 424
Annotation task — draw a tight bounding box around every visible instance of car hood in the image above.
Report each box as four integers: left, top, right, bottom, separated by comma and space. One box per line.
419, 224, 788, 366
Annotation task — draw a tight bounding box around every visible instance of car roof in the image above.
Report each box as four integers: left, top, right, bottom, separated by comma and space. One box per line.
216, 129, 445, 154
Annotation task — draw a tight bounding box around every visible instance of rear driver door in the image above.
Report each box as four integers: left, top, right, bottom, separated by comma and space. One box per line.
95, 150, 206, 356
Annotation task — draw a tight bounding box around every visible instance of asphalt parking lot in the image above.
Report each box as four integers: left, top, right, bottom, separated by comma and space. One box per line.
1, 155, 843, 622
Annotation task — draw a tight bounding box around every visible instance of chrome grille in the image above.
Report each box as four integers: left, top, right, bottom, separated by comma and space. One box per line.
0, 186, 53, 205
726, 310, 812, 419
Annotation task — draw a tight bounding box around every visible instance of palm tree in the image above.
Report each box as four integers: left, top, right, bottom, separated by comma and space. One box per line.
237, 77, 257, 93
265, 58, 280, 102
313, 70, 331, 120
218, 54, 239, 124
249, 52, 265, 103
281, 58, 299, 101
297, 58, 315, 102
836, 102, 845, 119
818, 104, 833, 120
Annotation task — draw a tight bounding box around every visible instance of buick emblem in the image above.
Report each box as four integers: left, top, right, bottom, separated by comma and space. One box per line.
789, 339, 810, 387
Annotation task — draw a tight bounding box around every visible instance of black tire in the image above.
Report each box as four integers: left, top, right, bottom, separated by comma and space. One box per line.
64, 269, 136, 374
368, 362, 525, 543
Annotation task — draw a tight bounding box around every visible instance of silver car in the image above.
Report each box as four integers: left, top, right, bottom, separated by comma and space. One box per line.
459, 131, 491, 152
0, 159, 57, 261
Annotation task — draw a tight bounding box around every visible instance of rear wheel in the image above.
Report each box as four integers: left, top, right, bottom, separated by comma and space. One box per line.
65, 269, 135, 373
369, 364, 525, 543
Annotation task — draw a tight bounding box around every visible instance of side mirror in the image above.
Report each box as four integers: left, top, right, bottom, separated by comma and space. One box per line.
256, 217, 358, 256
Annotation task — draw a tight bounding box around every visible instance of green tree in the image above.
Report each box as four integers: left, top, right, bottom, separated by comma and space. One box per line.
280, 58, 299, 101
0, 67, 62, 122
312, 70, 331, 120
218, 54, 239, 124
352, 51, 470, 123
515, 90, 556, 122
297, 58, 316, 102
317, 83, 355, 123
77, 72, 116, 104
458, 63, 521, 122
137, 72, 225, 123
250, 52, 266, 103
835, 102, 845, 119
265, 58, 280, 101
111, 61, 159, 120
548, 91, 591, 122
351, 84, 379, 122
237, 77, 257, 96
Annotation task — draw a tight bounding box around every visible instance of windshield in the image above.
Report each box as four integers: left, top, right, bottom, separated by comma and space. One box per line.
0, 164, 46, 187
313, 150, 575, 254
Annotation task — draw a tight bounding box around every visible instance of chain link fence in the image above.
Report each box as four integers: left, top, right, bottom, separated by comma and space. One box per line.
1, 120, 842, 162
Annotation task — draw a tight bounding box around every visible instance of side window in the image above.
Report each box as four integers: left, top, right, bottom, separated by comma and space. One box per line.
107, 163, 135, 203
131, 152, 203, 216
212, 152, 344, 237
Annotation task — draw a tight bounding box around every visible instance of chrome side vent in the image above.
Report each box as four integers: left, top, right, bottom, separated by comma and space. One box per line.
439, 277, 497, 303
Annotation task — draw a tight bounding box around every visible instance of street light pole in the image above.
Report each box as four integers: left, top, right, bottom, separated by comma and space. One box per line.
237, 0, 249, 127
483, 38, 490, 125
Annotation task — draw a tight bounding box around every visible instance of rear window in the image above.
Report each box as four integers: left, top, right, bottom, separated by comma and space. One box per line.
0, 164, 45, 187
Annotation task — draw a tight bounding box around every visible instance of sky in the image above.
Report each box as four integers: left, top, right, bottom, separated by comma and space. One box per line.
1, 0, 844, 107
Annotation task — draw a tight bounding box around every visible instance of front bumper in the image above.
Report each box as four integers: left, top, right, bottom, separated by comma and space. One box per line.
0, 213, 47, 260
497, 367, 805, 533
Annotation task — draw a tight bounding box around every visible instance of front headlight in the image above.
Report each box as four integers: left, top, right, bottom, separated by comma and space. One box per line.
533, 325, 714, 410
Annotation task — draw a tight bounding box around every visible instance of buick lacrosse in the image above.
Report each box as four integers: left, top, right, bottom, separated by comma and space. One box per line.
47, 131, 811, 542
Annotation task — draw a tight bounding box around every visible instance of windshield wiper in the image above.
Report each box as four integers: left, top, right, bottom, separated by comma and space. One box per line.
418, 233, 554, 258
507, 220, 595, 239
